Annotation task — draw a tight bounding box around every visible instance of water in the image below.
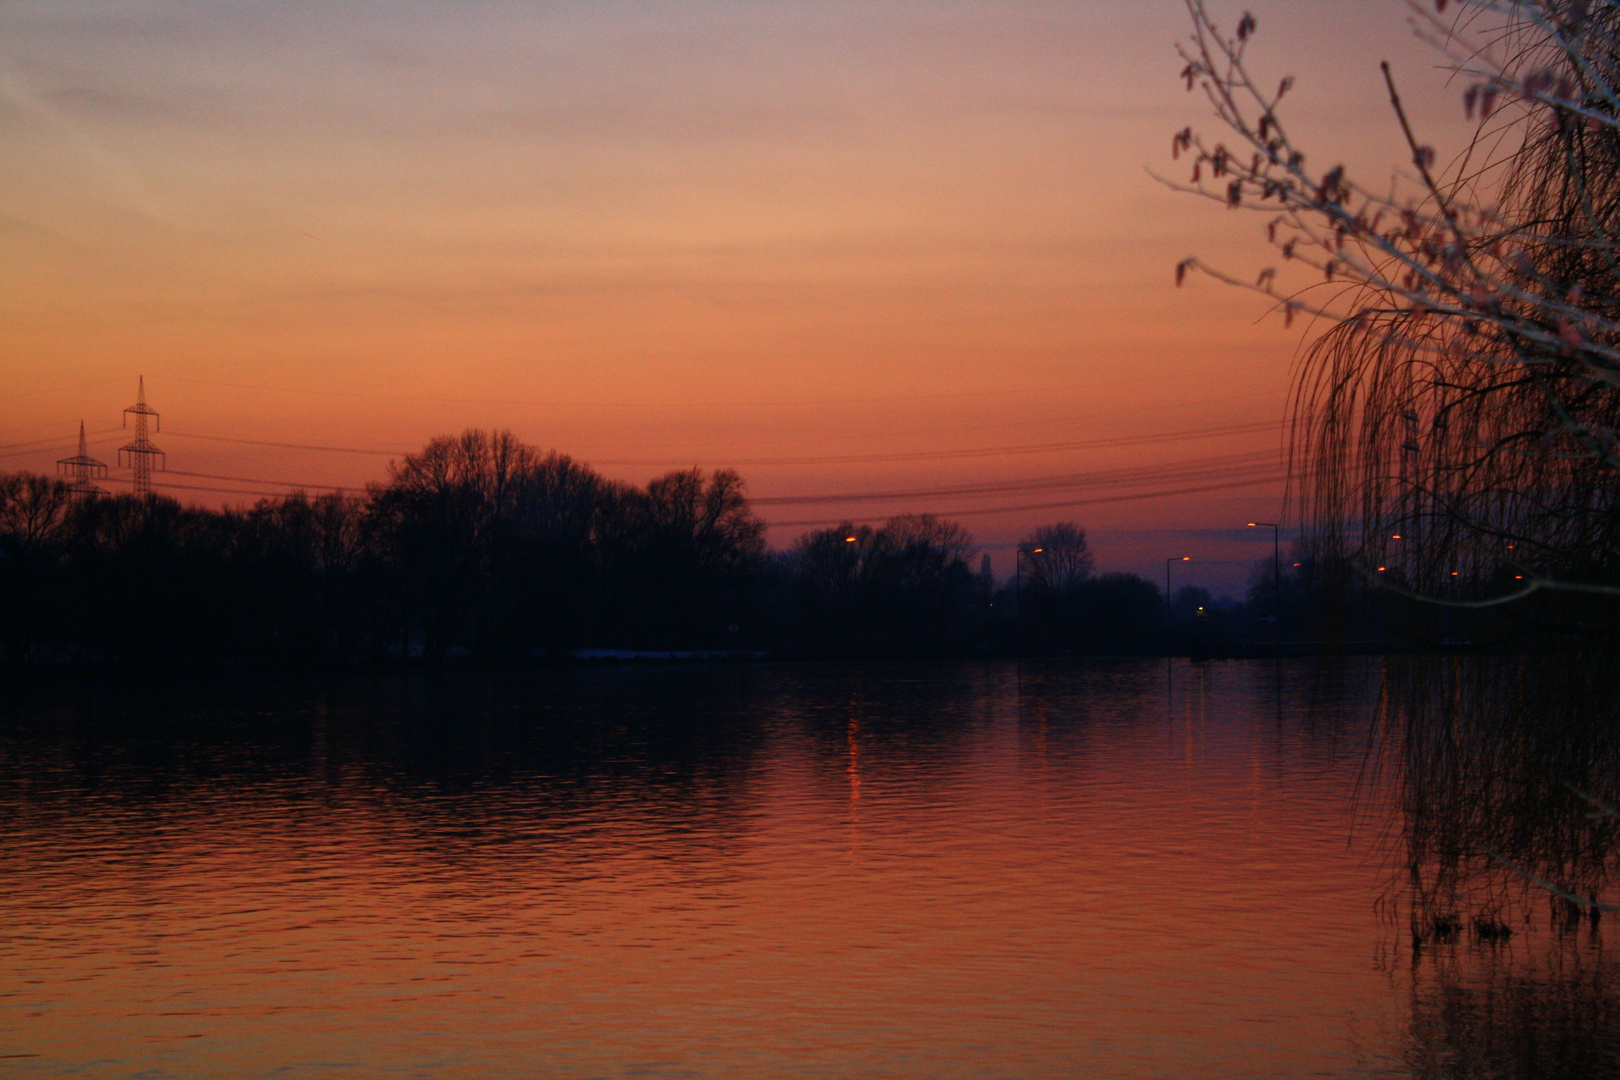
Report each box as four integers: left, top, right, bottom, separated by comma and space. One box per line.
0, 660, 1613, 1078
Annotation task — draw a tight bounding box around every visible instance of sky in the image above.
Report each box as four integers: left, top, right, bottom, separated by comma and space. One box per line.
0, 0, 1482, 595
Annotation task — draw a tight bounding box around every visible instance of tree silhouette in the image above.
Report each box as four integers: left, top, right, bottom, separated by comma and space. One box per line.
1174, 0, 1620, 614
789, 514, 980, 655
1017, 522, 1095, 592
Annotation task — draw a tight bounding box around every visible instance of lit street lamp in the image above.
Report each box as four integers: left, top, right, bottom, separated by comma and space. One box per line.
1015, 546, 1045, 637
1165, 556, 1190, 620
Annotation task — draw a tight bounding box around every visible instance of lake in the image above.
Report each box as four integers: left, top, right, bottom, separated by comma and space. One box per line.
1, 660, 1615, 1078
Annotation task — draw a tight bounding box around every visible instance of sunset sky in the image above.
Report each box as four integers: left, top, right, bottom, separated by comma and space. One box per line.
1, 0, 1479, 593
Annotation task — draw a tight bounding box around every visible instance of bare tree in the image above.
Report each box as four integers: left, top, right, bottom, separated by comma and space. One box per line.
1017, 522, 1095, 592
643, 468, 767, 572
0, 472, 73, 555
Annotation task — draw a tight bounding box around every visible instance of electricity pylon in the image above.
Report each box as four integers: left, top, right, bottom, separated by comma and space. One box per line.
56, 421, 108, 500
118, 376, 165, 497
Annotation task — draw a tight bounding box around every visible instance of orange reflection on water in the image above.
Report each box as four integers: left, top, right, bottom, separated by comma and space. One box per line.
0, 662, 1608, 1077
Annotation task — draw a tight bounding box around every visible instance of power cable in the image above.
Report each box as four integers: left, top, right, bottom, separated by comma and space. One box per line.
147, 447, 1277, 507
164, 469, 354, 492
0, 431, 122, 460
764, 475, 1285, 528
166, 431, 409, 456
163, 361, 1286, 409
112, 442, 1283, 507
563, 389, 1280, 452
591, 422, 1279, 467
749, 451, 1281, 506
151, 479, 351, 499
159, 418, 1277, 469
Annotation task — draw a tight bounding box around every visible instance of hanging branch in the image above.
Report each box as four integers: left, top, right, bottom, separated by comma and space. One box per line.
1169, 0, 1620, 609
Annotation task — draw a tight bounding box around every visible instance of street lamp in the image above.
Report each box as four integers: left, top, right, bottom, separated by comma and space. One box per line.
1246, 521, 1280, 639
1015, 546, 1045, 635
1165, 556, 1190, 619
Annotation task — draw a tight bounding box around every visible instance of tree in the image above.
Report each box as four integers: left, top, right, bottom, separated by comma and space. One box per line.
508, 450, 614, 653
368, 429, 536, 658
1017, 522, 1095, 592
1013, 522, 1095, 649
0, 472, 74, 666
367, 429, 615, 659
240, 491, 372, 665
1172, 0, 1620, 612
620, 468, 768, 647
642, 467, 767, 575
1074, 572, 1164, 655
1173, 0, 1620, 931
789, 515, 980, 655
0, 471, 73, 557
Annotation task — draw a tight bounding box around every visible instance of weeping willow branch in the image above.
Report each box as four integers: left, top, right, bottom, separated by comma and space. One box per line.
1485, 846, 1620, 911
1173, 0, 1620, 611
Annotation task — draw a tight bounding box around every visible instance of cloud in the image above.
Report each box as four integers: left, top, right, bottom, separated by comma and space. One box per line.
0, 61, 170, 222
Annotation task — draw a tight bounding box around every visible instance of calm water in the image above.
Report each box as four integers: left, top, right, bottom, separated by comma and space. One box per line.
0, 660, 1614, 1079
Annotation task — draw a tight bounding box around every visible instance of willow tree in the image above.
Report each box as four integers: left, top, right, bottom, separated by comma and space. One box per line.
1173, 0, 1620, 926
1173, 0, 1620, 606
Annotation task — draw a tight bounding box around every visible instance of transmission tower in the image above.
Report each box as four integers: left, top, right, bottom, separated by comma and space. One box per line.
56, 420, 108, 500
118, 376, 165, 497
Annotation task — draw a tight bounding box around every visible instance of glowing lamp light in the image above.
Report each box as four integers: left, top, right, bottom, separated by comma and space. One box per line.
845, 536, 857, 543
1032, 548, 1044, 553
1377, 566, 1387, 572
1391, 534, 1403, 539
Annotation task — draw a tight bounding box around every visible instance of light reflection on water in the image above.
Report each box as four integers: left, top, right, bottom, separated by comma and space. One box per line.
0, 660, 1611, 1078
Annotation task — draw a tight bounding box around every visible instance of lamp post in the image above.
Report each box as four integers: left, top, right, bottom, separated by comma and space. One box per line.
1165, 555, 1189, 622
1015, 546, 1043, 641
1246, 522, 1280, 641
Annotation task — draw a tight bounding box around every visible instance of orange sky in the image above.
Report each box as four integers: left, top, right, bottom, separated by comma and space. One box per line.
0, 0, 1483, 593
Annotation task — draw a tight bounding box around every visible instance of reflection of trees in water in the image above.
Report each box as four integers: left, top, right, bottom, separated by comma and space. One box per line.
1402, 940, 1620, 1080
774, 663, 1005, 774
0, 669, 771, 871
1376, 653, 1620, 1077
1377, 655, 1620, 936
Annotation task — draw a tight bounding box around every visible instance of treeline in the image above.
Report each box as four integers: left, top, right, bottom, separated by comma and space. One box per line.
7, 427, 1539, 671
3, 427, 1218, 667
0, 429, 1195, 669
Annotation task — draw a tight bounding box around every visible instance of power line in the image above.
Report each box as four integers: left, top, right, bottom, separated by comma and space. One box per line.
96, 438, 1283, 511
163, 361, 1286, 409
0, 428, 120, 457
149, 472, 1287, 520
165, 469, 354, 492
764, 475, 1285, 528
166, 430, 409, 456
149, 446, 1277, 508
159, 418, 1277, 469
591, 421, 1279, 467
151, 479, 349, 499
563, 389, 1280, 453
749, 450, 1280, 506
